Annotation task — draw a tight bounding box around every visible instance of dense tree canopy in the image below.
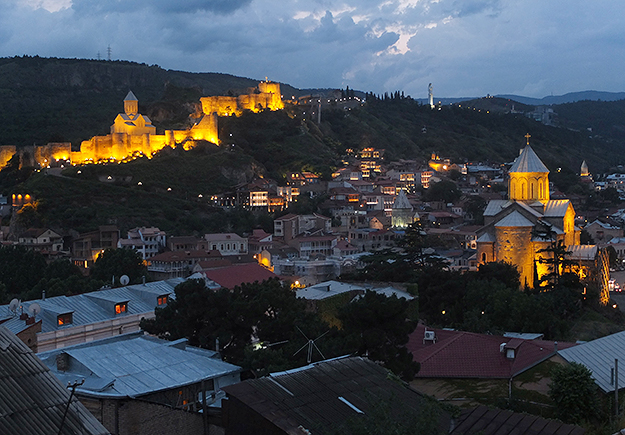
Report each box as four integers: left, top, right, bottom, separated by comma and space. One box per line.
549, 362, 601, 424
90, 248, 147, 285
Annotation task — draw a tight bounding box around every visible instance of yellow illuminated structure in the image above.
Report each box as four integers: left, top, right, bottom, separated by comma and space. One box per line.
200, 79, 284, 117
476, 137, 607, 302
0, 79, 285, 169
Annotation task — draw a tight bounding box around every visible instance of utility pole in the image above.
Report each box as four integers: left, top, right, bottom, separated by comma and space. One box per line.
58, 379, 85, 435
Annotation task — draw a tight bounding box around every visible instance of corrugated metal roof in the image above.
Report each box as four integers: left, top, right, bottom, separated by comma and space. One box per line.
509, 145, 550, 173
296, 281, 365, 301
38, 333, 241, 398
567, 245, 597, 261
0, 279, 183, 335
450, 405, 585, 435
223, 357, 451, 435
483, 200, 511, 217
559, 330, 625, 393
543, 200, 571, 217
0, 326, 110, 435
494, 211, 534, 228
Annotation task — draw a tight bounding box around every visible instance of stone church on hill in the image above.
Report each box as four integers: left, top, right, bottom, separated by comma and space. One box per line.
476, 141, 609, 301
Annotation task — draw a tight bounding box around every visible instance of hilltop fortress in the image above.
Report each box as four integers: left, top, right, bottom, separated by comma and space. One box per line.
0, 80, 283, 168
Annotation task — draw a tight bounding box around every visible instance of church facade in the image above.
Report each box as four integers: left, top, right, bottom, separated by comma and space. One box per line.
476, 143, 608, 301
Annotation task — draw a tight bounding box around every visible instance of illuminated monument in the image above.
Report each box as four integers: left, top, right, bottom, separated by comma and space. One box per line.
200, 79, 283, 116
0, 80, 283, 168
476, 135, 608, 300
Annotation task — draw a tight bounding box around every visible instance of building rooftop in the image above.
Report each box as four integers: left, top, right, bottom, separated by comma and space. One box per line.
38, 332, 241, 399
494, 211, 534, 228
0, 326, 110, 435
450, 405, 584, 435
408, 324, 576, 379
200, 263, 279, 289
509, 145, 549, 174
0, 279, 183, 336
558, 330, 625, 393
222, 356, 451, 435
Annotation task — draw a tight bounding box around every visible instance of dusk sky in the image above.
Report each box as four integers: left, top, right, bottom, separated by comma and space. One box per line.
1, 0, 623, 98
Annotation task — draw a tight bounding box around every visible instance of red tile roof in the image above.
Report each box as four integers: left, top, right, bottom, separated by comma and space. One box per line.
202, 263, 279, 289
408, 324, 576, 379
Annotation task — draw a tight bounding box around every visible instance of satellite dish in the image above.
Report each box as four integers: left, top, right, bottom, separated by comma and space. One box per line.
120, 275, 130, 286
28, 303, 41, 317
9, 299, 19, 313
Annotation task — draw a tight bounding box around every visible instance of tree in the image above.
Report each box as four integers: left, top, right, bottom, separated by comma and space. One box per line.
425, 180, 461, 203
338, 291, 419, 380
90, 248, 147, 285
549, 362, 600, 424
533, 222, 574, 289
142, 278, 330, 374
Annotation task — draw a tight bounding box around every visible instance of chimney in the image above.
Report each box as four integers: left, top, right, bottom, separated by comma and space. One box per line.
42, 290, 46, 301
56, 353, 69, 372
215, 337, 220, 354
554, 341, 558, 352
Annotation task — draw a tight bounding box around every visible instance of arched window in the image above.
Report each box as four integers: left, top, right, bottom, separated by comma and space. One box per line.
521, 182, 527, 200
530, 182, 535, 199
481, 252, 487, 263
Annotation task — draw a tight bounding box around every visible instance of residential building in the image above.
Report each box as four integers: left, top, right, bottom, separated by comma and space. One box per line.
204, 233, 248, 256
407, 323, 576, 407
38, 332, 241, 435
147, 250, 223, 280
348, 228, 396, 252
72, 225, 120, 269
167, 235, 208, 251
17, 228, 64, 255
120, 227, 166, 260
193, 263, 280, 289
273, 213, 332, 242
584, 218, 623, 243
0, 279, 182, 352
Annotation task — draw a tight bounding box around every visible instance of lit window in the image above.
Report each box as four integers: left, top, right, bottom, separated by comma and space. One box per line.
157, 296, 168, 306
57, 313, 73, 326
115, 303, 128, 314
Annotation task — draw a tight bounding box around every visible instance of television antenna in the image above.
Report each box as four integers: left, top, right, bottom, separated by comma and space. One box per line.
120, 275, 130, 286
293, 326, 328, 364
28, 303, 41, 317
9, 298, 20, 315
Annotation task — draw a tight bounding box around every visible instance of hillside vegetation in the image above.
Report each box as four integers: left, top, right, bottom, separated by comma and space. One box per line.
1, 56, 625, 234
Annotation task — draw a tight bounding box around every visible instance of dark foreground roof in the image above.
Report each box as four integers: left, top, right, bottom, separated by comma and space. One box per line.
451, 406, 585, 435
222, 356, 451, 435
0, 325, 109, 435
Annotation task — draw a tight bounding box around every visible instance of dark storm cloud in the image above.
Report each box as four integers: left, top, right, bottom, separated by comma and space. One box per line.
0, 0, 624, 98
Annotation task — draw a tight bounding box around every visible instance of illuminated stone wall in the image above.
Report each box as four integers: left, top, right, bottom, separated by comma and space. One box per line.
0, 81, 275, 169
495, 226, 534, 288
0, 145, 16, 167
200, 80, 284, 116
508, 172, 550, 203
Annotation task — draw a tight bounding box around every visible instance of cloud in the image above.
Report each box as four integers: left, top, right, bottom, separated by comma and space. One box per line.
71, 0, 252, 15
0, 0, 623, 98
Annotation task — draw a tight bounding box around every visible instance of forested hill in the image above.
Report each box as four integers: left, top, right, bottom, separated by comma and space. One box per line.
0, 56, 299, 145
0, 56, 624, 176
